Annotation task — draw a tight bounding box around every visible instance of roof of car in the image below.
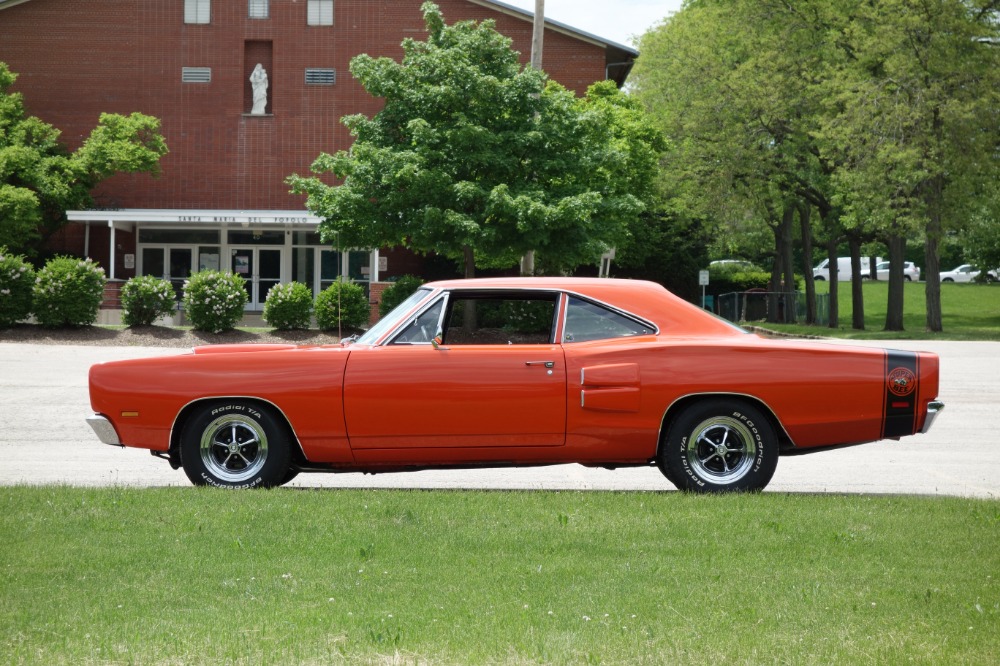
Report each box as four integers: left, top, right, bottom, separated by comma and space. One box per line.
423, 277, 744, 337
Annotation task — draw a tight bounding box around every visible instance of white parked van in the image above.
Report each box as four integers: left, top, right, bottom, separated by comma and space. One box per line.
813, 257, 883, 281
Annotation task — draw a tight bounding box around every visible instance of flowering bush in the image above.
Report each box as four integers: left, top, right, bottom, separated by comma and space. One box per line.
120, 275, 177, 327
378, 275, 424, 317
263, 281, 313, 330
32, 256, 106, 328
182, 270, 248, 333
315, 279, 369, 332
0, 247, 36, 328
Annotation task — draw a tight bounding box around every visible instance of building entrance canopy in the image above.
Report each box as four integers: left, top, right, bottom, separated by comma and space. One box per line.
68, 208, 323, 228
67, 209, 380, 310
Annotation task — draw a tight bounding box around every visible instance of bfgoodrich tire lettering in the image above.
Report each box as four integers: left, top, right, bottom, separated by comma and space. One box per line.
180, 401, 291, 488
658, 399, 778, 493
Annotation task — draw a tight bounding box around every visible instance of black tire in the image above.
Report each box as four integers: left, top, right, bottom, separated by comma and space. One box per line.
658, 399, 778, 493
180, 401, 291, 488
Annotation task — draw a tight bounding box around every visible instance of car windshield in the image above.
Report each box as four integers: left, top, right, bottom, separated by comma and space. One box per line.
354, 288, 433, 345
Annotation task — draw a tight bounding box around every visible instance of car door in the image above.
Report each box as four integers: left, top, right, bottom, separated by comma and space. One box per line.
343, 291, 567, 451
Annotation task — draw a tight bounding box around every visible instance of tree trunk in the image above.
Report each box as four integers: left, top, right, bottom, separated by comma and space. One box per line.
884, 235, 906, 331
463, 245, 476, 279
767, 262, 781, 325
848, 237, 865, 330
766, 206, 793, 325
798, 203, 816, 325
780, 203, 796, 323
925, 218, 943, 332
826, 242, 839, 329
924, 176, 944, 332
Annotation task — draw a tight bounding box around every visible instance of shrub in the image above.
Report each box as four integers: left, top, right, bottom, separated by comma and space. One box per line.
378, 275, 425, 316
182, 270, 248, 333
0, 247, 36, 328
263, 281, 313, 330
32, 256, 106, 328
120, 275, 177, 327
315, 279, 369, 332
706, 269, 774, 299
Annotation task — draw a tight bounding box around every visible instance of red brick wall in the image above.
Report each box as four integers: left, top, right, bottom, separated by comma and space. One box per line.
0, 0, 610, 214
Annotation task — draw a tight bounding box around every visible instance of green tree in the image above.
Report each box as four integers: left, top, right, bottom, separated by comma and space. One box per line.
631, 1, 844, 324
632, 0, 1000, 332
289, 2, 663, 277
0, 62, 168, 256
962, 210, 1000, 275
814, 0, 1000, 332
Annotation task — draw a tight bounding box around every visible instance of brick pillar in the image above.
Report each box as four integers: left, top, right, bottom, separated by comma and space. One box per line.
368, 281, 391, 325
101, 280, 125, 310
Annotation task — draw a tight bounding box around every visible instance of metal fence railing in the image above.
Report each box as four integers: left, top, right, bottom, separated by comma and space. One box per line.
716, 291, 829, 326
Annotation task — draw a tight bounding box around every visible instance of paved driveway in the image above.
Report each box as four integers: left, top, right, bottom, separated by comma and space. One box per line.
1, 339, 995, 497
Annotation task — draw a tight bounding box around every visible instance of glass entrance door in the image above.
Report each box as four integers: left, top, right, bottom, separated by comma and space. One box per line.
230, 247, 283, 310
168, 248, 192, 298
141, 247, 192, 299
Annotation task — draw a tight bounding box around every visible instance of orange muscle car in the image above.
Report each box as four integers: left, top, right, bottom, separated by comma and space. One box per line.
87, 278, 943, 492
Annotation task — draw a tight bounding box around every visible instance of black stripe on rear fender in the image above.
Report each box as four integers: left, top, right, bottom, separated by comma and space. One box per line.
883, 350, 919, 439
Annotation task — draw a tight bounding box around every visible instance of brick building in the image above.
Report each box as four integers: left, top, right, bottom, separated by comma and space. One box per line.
0, 0, 636, 315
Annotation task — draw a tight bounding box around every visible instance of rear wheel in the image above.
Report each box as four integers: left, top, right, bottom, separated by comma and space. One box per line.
180, 401, 291, 488
658, 399, 778, 493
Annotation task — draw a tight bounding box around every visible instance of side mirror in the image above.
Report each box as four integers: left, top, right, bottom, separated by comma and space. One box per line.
431, 329, 448, 350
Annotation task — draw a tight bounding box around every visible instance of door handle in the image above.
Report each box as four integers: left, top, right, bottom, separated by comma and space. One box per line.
525, 361, 555, 368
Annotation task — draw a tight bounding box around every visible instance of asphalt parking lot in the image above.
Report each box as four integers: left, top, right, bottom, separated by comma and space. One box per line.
0, 339, 996, 497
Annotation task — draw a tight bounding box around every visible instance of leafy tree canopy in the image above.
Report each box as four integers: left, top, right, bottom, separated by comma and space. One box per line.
289, 2, 665, 276
0, 62, 168, 257
631, 0, 1000, 331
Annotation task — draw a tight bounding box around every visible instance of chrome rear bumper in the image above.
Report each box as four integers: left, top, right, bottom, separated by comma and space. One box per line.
921, 400, 945, 434
86, 415, 122, 447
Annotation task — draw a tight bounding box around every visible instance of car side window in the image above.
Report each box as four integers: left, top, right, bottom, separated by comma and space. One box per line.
563, 296, 653, 343
390, 299, 444, 345
442, 295, 556, 345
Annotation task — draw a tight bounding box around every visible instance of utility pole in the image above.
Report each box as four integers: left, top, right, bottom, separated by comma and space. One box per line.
521, 0, 544, 276
531, 0, 544, 71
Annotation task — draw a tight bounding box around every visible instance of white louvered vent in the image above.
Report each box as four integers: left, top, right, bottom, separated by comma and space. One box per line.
305, 68, 336, 85
182, 67, 212, 83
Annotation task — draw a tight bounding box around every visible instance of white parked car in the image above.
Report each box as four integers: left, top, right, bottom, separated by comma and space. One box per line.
875, 261, 920, 281
940, 264, 997, 283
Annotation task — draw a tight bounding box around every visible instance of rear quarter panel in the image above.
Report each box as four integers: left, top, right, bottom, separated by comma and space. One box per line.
563, 336, 931, 460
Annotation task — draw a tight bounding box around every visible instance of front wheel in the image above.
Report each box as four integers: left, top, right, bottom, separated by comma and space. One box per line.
658, 399, 778, 493
180, 401, 291, 488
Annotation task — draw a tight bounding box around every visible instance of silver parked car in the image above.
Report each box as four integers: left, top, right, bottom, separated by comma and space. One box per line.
875, 261, 920, 281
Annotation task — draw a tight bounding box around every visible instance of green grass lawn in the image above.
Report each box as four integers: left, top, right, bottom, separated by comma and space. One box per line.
758, 281, 1000, 340
2, 487, 998, 664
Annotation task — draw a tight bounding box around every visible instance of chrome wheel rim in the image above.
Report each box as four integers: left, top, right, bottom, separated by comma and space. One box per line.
199, 414, 268, 483
685, 416, 756, 484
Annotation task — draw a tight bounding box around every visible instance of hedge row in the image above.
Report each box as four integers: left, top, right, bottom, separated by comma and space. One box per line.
0, 247, 420, 334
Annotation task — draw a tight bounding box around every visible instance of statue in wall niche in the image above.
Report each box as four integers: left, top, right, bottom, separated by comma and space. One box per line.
250, 63, 268, 115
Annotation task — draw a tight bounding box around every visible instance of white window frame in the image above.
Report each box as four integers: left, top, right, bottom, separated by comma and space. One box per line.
184, 0, 211, 24
307, 0, 334, 26
248, 0, 269, 19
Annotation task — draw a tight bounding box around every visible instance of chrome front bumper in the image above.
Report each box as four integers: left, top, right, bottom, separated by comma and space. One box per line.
921, 400, 945, 434
86, 415, 122, 447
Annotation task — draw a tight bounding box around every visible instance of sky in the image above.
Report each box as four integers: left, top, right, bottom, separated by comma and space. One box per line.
499, 0, 684, 47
